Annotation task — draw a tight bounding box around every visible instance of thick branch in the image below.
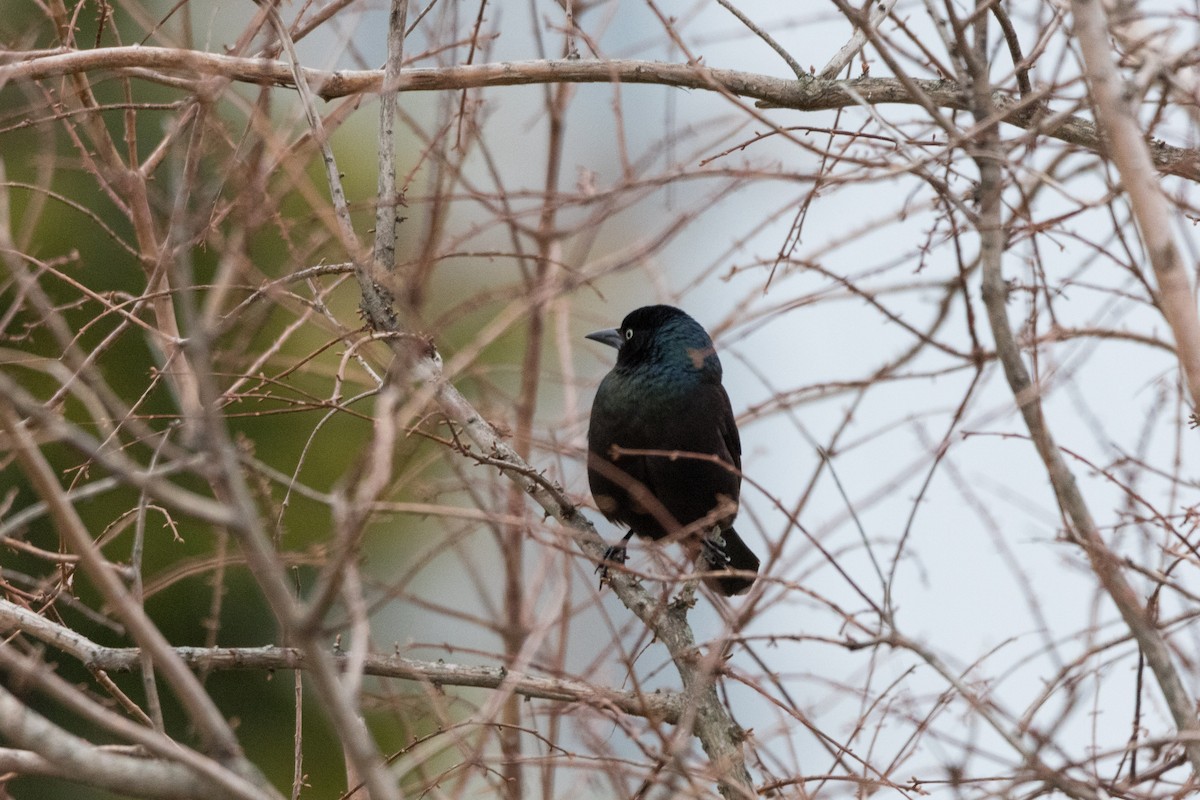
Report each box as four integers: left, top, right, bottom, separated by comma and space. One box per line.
0, 598, 683, 723
0, 644, 273, 800
104, 646, 683, 725
971, 18, 1200, 776
0, 735, 232, 800
3, 50, 1200, 182
1069, 0, 1200, 409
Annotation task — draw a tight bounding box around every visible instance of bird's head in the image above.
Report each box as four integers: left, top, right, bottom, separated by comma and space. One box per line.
585, 305, 722, 379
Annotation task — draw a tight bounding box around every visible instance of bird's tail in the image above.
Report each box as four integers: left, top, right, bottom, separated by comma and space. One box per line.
703, 527, 760, 596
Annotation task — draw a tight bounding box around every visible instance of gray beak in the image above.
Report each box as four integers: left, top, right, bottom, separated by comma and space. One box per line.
585, 327, 624, 350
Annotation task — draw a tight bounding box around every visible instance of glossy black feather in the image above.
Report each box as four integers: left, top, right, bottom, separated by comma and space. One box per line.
586, 305, 760, 596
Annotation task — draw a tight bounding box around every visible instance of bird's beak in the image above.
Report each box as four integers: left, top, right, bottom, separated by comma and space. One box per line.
585, 327, 624, 350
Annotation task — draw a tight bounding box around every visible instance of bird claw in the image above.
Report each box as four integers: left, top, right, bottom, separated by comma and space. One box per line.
601, 543, 629, 566
595, 543, 629, 589
702, 533, 731, 569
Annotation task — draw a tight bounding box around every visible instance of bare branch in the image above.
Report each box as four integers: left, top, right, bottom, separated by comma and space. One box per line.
0, 644, 274, 800
1069, 0, 1200, 412
819, 0, 899, 79
716, 0, 805, 80
372, 0, 409, 276
973, 7, 1200, 776
0, 404, 250, 765
5, 5, 1200, 798
5, 50, 1200, 181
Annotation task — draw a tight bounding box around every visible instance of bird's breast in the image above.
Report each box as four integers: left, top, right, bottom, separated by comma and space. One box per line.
595, 372, 696, 424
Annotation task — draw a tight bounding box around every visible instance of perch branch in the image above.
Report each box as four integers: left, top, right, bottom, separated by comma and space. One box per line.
415, 354, 756, 799
235, 10, 753, 794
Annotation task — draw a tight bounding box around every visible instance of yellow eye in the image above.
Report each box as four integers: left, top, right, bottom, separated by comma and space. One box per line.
624, 328, 634, 340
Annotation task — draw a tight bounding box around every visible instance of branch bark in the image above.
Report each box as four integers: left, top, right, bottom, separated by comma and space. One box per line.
4, 50, 1200, 182
0, 597, 684, 723
0, 729, 239, 800
0, 644, 274, 800
1068, 0, 1200, 411
971, 7, 1200, 776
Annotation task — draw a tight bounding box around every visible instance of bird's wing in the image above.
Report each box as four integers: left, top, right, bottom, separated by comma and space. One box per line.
587, 376, 742, 536
713, 382, 741, 473
632, 382, 741, 528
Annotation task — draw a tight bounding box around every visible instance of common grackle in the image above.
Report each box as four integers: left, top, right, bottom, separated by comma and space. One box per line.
586, 305, 760, 596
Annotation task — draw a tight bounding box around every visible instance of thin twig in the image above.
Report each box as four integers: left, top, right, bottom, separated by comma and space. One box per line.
373, 0, 408, 276
819, 0, 898, 79
716, 0, 804, 79
990, 1, 1031, 97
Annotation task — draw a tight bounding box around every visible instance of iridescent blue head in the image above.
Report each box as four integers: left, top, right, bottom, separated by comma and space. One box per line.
585, 305, 722, 381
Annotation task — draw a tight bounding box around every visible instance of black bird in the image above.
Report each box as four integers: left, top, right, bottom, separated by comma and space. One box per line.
586, 305, 760, 596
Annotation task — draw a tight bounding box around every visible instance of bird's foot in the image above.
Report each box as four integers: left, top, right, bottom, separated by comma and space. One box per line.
601, 543, 629, 566
702, 533, 731, 569
595, 543, 629, 589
